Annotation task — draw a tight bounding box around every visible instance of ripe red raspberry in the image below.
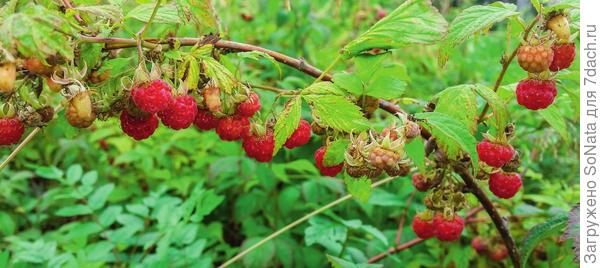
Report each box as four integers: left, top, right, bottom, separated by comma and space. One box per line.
433, 213, 465, 241
131, 80, 173, 113
489, 245, 509, 261
412, 213, 436, 239
0, 117, 25, 146
284, 119, 311, 149
158, 95, 197, 130
314, 146, 343, 177
549, 43, 576, 71
489, 172, 522, 199
120, 110, 159, 141
476, 139, 514, 168
471, 236, 489, 255
412, 173, 432, 192
516, 79, 557, 110
236, 92, 261, 117
517, 45, 554, 73
215, 116, 250, 141
194, 109, 220, 130
242, 130, 275, 162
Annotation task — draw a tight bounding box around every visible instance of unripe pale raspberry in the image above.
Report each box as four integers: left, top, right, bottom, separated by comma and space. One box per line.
412, 213, 436, 239
517, 45, 554, 73
489, 172, 522, 199
242, 130, 275, 162
516, 79, 557, 110
0, 62, 16, 93
546, 14, 571, 42
236, 92, 261, 117
216, 116, 249, 141
158, 95, 197, 130
131, 80, 173, 113
0, 117, 25, 146
194, 109, 220, 130
369, 147, 400, 170
314, 146, 343, 177
476, 139, 514, 168
284, 119, 311, 149
549, 43, 576, 71
66, 91, 96, 128
120, 111, 159, 141
433, 214, 465, 242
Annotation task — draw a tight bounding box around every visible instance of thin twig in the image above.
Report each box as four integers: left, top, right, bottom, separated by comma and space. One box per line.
218, 176, 400, 268
135, 0, 162, 62
250, 84, 286, 94
62, 0, 84, 24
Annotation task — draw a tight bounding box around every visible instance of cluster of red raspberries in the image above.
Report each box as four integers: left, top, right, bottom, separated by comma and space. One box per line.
477, 139, 522, 199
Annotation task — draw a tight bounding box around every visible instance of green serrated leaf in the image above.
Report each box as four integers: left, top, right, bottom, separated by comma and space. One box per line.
473, 84, 509, 136
332, 72, 363, 96
521, 213, 568, 266
342, 0, 447, 58
74, 5, 123, 21
88, 184, 114, 210
538, 105, 569, 141
201, 56, 236, 94
438, 4, 519, 66
186, 57, 200, 89
344, 177, 372, 203
236, 51, 282, 78
126, 4, 181, 24
324, 139, 350, 166
302, 83, 368, 132
176, 0, 220, 33
415, 112, 478, 173
434, 85, 478, 133
366, 63, 407, 100
273, 97, 302, 155
405, 137, 426, 172
327, 254, 383, 268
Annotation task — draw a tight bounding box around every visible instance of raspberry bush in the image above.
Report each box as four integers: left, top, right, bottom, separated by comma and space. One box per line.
0, 1, 579, 268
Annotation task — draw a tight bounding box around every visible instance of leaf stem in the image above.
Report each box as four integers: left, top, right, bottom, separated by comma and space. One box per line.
135, 0, 162, 63
217, 176, 399, 268
313, 55, 341, 84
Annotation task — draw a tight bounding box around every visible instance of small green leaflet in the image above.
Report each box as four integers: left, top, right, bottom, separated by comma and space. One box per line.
323, 139, 350, 167
473, 84, 510, 135
405, 137, 426, 172
200, 56, 236, 94
544, 0, 579, 15
438, 4, 519, 66
415, 112, 478, 173
520, 213, 568, 267
126, 4, 181, 24
185, 56, 200, 90
73, 5, 123, 22
327, 255, 383, 268
434, 85, 478, 134
273, 97, 302, 155
176, 0, 220, 33
236, 51, 283, 78
344, 177, 372, 203
341, 0, 447, 58
302, 82, 369, 132
538, 105, 570, 141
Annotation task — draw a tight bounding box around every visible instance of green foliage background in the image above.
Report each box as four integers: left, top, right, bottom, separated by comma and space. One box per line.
0, 0, 579, 267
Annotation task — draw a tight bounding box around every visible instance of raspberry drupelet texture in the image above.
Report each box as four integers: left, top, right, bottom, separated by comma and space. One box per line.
516, 79, 557, 110
131, 80, 173, 113
236, 92, 261, 117
489, 172, 522, 199
0, 117, 25, 146
314, 146, 343, 177
194, 109, 220, 130
476, 139, 515, 168
215, 116, 250, 141
158, 95, 197, 130
433, 213, 465, 242
120, 110, 159, 141
242, 130, 275, 162
549, 43, 576, 71
517, 45, 554, 73
368, 147, 400, 170
412, 213, 436, 239
284, 119, 311, 149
